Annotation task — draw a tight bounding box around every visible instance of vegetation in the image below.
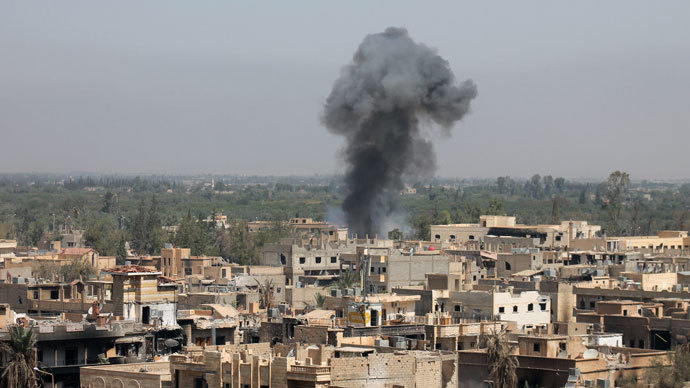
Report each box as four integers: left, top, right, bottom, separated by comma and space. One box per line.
0, 325, 39, 388
255, 279, 274, 309
1, 172, 689, 257
480, 330, 518, 388
643, 343, 690, 387
330, 270, 358, 290
314, 293, 326, 308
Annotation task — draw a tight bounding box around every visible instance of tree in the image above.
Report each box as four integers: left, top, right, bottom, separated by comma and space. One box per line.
116, 237, 127, 265
331, 269, 357, 290
481, 330, 518, 388
543, 175, 554, 197
602, 171, 630, 235
26, 221, 44, 247
60, 258, 95, 282
314, 293, 326, 308
145, 195, 163, 254
0, 325, 39, 388
486, 198, 505, 216
497, 177, 507, 194
102, 191, 116, 213
554, 177, 566, 193
644, 343, 690, 388
255, 279, 274, 309
129, 195, 164, 255
388, 228, 403, 241
411, 213, 431, 241
551, 197, 568, 224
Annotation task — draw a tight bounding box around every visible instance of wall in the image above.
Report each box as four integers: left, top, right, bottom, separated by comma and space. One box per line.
80, 361, 169, 388
285, 286, 328, 309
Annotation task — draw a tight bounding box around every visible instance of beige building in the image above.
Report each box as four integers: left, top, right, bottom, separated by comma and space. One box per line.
169, 342, 457, 388
160, 246, 191, 278
105, 265, 178, 326
80, 361, 171, 388
431, 215, 601, 249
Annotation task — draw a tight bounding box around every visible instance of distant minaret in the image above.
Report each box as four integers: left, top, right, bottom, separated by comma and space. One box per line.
211, 176, 215, 189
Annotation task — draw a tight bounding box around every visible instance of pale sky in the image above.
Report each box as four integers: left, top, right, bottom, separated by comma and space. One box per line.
2, 2, 689, 180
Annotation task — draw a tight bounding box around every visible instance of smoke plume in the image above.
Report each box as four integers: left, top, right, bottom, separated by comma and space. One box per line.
322, 27, 478, 236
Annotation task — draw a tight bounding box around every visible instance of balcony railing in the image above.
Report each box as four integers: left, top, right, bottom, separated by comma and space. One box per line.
290, 365, 331, 375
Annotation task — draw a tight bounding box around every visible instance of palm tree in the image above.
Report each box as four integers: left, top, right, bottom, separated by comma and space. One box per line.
330, 269, 357, 290
255, 279, 274, 309
314, 293, 326, 308
481, 330, 518, 388
0, 325, 39, 388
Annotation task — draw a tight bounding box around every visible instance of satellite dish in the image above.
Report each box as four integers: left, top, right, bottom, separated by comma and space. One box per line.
582, 349, 598, 359
164, 339, 179, 348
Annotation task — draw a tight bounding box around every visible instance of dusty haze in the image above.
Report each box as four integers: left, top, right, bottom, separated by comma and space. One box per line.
1, 2, 689, 180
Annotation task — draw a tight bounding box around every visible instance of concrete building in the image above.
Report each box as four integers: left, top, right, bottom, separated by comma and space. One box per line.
458, 333, 669, 388
105, 265, 178, 326
260, 238, 359, 286
443, 289, 551, 329
340, 244, 458, 294
169, 342, 457, 388
160, 246, 191, 278
81, 361, 171, 388
431, 215, 601, 249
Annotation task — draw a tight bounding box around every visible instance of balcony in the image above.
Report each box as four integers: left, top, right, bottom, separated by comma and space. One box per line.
287, 365, 331, 382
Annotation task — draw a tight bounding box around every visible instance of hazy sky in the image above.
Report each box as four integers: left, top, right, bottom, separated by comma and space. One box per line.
2, 2, 689, 180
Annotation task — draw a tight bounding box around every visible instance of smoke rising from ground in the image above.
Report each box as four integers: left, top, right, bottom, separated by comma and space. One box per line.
322, 27, 478, 236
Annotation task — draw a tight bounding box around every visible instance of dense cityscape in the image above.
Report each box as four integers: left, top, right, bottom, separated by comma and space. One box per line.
3, 2, 689, 388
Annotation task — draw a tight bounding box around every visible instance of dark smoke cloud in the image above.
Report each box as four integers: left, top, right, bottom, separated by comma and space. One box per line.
322, 27, 478, 236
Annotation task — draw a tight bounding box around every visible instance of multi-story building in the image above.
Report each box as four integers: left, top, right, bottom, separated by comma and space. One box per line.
160, 246, 191, 278
169, 342, 457, 388
105, 265, 178, 326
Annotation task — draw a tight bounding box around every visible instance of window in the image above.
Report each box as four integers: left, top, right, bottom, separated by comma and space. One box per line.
65, 346, 78, 365
559, 343, 566, 352
455, 305, 461, 312
469, 235, 475, 240
184, 268, 192, 276
280, 254, 286, 265
556, 235, 562, 241
589, 301, 595, 308
33, 291, 39, 299
277, 287, 281, 293
450, 234, 456, 241
505, 262, 511, 270
498, 306, 505, 313
331, 256, 337, 263
435, 234, 441, 240
638, 340, 644, 348
382, 267, 386, 273
222, 269, 227, 278
216, 336, 226, 345
630, 340, 635, 348
473, 276, 477, 281
528, 303, 534, 311
539, 303, 547, 311
50, 290, 59, 300
513, 305, 518, 313
315, 257, 322, 264
299, 257, 305, 264
623, 309, 628, 316
533, 343, 540, 352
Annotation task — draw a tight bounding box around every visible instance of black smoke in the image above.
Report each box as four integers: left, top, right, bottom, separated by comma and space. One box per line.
322, 27, 478, 236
